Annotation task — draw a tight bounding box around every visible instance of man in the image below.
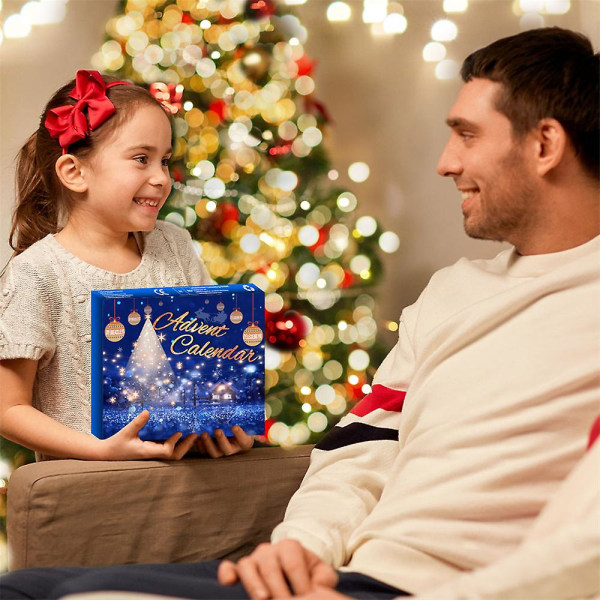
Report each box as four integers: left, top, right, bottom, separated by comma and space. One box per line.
1, 26, 599, 600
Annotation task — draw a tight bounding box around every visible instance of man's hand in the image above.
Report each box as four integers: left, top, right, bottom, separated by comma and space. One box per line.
217, 539, 338, 600
101, 410, 198, 460
195, 425, 254, 458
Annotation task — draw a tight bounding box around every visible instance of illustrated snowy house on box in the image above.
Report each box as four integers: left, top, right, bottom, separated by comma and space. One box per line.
208, 383, 238, 403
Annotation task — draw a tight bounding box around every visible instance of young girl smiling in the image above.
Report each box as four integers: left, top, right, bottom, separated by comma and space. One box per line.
0, 70, 253, 461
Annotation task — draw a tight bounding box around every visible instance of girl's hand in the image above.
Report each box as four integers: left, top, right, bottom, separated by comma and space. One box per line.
101, 410, 198, 460
195, 425, 254, 458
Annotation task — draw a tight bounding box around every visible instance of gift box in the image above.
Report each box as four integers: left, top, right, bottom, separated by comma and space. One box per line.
91, 284, 265, 440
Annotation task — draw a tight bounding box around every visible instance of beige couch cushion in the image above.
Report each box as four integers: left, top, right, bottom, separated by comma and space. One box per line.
8, 446, 312, 570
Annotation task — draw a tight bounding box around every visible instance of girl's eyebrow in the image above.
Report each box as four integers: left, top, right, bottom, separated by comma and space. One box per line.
124, 144, 173, 154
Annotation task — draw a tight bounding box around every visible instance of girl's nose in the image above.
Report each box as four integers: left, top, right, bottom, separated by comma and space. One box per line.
150, 164, 171, 187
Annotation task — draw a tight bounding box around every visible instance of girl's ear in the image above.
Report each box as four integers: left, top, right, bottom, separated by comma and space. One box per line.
532, 118, 567, 177
55, 154, 88, 193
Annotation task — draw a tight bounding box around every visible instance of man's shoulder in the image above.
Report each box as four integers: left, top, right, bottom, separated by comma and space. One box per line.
429, 247, 513, 286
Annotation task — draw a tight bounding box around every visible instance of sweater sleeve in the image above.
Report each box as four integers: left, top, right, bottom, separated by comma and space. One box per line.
0, 257, 56, 365
271, 302, 420, 567
412, 442, 600, 600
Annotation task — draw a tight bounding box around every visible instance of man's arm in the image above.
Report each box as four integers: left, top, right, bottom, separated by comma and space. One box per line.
219, 304, 421, 598
271, 319, 417, 566
291, 440, 600, 600
411, 439, 600, 600
218, 377, 407, 598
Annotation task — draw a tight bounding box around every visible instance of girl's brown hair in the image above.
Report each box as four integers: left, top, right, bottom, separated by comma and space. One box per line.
10, 75, 166, 255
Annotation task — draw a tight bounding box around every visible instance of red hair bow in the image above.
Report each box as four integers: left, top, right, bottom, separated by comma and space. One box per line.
44, 70, 131, 154
149, 82, 184, 115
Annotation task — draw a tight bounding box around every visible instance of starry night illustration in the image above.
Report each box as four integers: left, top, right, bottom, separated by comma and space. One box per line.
91, 285, 265, 440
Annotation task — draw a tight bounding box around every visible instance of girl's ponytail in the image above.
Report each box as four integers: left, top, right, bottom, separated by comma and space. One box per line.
10, 132, 61, 255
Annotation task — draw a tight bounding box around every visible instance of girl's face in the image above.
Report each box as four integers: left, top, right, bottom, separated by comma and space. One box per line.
75, 103, 173, 235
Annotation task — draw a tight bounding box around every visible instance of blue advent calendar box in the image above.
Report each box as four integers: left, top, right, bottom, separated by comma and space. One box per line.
91, 284, 265, 440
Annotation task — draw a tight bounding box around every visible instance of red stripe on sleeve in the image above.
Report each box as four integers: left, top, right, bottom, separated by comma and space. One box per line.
350, 384, 406, 417
587, 414, 600, 450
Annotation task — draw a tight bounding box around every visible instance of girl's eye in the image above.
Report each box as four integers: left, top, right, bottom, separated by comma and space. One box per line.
134, 156, 148, 164
161, 157, 170, 167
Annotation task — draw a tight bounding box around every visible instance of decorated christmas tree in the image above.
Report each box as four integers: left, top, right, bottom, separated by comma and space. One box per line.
90, 0, 399, 446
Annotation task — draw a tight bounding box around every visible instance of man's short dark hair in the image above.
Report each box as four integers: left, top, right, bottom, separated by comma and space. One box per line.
461, 27, 599, 180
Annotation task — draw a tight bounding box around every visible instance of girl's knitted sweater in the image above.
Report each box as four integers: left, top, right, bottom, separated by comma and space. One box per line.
0, 221, 212, 454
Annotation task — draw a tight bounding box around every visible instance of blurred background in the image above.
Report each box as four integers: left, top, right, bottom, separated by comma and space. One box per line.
0, 0, 598, 570
2, 0, 598, 322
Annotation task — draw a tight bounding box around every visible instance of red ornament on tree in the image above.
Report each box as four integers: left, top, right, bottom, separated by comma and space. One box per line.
266, 310, 307, 351
244, 0, 276, 20
171, 165, 185, 183
308, 226, 329, 252
295, 54, 317, 77
345, 374, 367, 401
340, 269, 354, 289
255, 418, 276, 444
214, 202, 240, 232
148, 82, 184, 115
209, 99, 227, 122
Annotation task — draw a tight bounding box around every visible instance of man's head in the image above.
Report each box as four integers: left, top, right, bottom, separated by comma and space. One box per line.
461, 27, 599, 180
437, 28, 599, 254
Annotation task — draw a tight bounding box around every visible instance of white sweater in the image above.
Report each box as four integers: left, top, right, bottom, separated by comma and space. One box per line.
0, 221, 212, 447
272, 236, 600, 598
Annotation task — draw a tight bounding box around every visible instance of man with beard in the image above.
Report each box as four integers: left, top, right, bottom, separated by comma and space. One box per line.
2, 26, 599, 600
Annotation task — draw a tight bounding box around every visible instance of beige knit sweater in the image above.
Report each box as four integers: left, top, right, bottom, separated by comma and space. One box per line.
0, 221, 213, 448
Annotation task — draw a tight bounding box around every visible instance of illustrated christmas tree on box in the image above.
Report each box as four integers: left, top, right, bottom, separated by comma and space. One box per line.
91, 284, 265, 440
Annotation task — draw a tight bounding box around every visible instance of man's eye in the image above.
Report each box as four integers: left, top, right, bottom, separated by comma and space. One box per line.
460, 132, 474, 140
134, 156, 148, 164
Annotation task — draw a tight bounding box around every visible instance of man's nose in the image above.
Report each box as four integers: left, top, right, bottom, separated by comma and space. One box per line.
436, 138, 462, 178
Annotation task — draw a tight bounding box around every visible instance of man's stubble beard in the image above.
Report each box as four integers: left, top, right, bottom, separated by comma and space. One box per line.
464, 149, 539, 245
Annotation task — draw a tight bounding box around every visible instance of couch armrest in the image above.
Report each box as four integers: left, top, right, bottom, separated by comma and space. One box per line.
7, 446, 312, 571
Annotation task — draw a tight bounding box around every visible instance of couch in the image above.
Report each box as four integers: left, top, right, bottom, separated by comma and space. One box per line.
7, 445, 312, 571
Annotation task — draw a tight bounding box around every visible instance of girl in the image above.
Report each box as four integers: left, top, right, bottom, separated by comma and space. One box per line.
0, 70, 253, 461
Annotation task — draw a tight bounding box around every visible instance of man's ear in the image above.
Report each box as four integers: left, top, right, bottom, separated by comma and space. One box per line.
533, 118, 567, 177
55, 154, 88, 193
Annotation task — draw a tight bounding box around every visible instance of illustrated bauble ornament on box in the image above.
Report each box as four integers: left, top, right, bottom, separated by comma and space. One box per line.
128, 310, 141, 326
217, 301, 225, 312
105, 318, 125, 342
243, 323, 263, 347
230, 294, 243, 324
265, 309, 307, 350
243, 293, 263, 346
144, 305, 153, 319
